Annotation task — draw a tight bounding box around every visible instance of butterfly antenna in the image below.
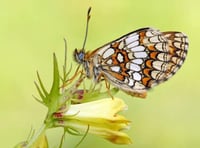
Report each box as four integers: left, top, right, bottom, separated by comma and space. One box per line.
82, 7, 92, 51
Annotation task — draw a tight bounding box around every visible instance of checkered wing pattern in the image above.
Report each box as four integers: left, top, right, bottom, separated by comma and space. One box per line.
91, 27, 188, 97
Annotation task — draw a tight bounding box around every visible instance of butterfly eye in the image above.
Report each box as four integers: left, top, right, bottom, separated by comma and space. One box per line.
74, 49, 85, 64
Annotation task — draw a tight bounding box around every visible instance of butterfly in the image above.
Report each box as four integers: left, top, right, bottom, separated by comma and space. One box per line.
73, 9, 189, 98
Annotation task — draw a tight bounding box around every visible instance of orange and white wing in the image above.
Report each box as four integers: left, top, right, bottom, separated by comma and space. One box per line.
92, 27, 188, 98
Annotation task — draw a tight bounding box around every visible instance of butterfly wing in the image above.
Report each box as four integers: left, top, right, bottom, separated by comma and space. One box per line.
91, 28, 188, 98
162, 32, 188, 80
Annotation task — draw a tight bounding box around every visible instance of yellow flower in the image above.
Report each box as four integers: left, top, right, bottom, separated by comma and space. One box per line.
53, 98, 132, 144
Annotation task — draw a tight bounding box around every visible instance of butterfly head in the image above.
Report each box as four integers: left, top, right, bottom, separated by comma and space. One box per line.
74, 49, 85, 64
74, 49, 93, 79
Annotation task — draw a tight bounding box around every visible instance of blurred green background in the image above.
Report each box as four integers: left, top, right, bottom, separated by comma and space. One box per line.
0, 0, 199, 147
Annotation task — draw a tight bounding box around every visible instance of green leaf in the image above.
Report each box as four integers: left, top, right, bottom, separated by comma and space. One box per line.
37, 71, 49, 97
32, 95, 45, 105
49, 53, 60, 96
34, 81, 46, 103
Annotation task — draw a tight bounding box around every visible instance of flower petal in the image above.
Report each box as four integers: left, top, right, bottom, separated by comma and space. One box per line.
54, 98, 132, 145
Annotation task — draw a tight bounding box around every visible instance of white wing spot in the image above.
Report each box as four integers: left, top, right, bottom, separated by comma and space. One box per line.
110, 66, 121, 72
176, 50, 186, 57
134, 81, 145, 89
127, 41, 139, 48
128, 33, 137, 37
130, 63, 141, 71
132, 59, 143, 64
146, 31, 154, 37
174, 37, 182, 42
132, 72, 142, 81
151, 70, 163, 79
157, 53, 170, 61
127, 70, 133, 76
118, 41, 124, 49
102, 48, 115, 59
97, 44, 110, 55
134, 51, 148, 58
130, 46, 145, 52
174, 42, 181, 49
149, 36, 160, 43
106, 59, 112, 65
125, 34, 139, 44
185, 44, 188, 49
117, 53, 124, 62
128, 52, 134, 59
155, 42, 167, 52
124, 77, 129, 83
153, 61, 167, 71
128, 79, 134, 87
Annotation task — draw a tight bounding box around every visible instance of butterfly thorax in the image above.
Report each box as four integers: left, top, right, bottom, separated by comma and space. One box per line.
74, 49, 101, 82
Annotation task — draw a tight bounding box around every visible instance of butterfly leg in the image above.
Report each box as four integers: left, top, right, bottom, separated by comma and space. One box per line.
62, 65, 83, 87
95, 72, 114, 99
105, 79, 114, 100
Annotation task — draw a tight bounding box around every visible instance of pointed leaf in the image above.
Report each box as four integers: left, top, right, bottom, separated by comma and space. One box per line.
37, 71, 48, 97
32, 95, 45, 105
49, 53, 60, 96
34, 81, 46, 102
